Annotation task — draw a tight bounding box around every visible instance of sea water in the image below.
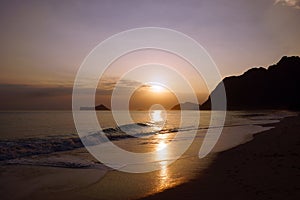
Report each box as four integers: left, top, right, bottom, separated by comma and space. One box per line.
0, 110, 296, 199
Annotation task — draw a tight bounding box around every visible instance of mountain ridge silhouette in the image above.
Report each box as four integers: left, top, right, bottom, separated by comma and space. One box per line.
201, 56, 300, 110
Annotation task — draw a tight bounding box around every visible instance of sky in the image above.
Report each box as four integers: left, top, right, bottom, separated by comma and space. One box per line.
0, 0, 300, 110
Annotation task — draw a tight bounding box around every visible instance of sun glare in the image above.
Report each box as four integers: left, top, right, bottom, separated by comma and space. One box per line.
150, 84, 165, 93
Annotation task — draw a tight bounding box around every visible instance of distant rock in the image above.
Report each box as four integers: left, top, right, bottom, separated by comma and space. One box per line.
201, 56, 300, 110
95, 104, 110, 110
171, 102, 201, 110
80, 104, 110, 111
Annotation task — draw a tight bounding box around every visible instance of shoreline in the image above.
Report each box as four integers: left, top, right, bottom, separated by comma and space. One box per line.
142, 114, 300, 200
0, 112, 298, 200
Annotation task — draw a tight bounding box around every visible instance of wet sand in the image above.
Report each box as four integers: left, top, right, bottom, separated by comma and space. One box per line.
1, 113, 299, 200
143, 114, 300, 200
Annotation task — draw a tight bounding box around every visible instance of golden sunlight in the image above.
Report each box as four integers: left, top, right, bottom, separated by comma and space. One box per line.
149, 84, 166, 93
150, 110, 164, 123
129, 83, 179, 110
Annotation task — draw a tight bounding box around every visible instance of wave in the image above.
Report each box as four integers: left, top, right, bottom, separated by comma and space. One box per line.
0, 123, 184, 162
0, 137, 83, 161
3, 154, 108, 169
0, 118, 280, 162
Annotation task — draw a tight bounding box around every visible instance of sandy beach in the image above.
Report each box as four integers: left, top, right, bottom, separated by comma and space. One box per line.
143, 114, 300, 200
1, 112, 299, 200
1, 1, 300, 200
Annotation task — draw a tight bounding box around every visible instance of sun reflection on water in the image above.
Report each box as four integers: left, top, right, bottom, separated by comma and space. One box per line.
149, 109, 166, 123
151, 110, 163, 122
149, 108, 182, 193
149, 108, 166, 133
155, 125, 172, 191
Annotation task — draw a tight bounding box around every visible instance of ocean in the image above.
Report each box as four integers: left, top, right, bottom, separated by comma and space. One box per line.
0, 110, 296, 199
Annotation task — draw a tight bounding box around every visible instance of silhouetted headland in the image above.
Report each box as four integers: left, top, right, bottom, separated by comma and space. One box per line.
80, 104, 110, 111
201, 56, 300, 110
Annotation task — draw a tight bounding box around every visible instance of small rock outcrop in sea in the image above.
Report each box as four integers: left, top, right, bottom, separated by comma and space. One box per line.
201, 56, 300, 110
80, 104, 110, 111
95, 104, 110, 110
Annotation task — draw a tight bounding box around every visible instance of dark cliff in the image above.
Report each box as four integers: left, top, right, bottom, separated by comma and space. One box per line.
201, 56, 300, 110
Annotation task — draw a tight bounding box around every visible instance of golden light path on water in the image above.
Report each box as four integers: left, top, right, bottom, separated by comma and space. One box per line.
78, 109, 224, 199
149, 109, 173, 191
78, 110, 282, 199
156, 134, 170, 191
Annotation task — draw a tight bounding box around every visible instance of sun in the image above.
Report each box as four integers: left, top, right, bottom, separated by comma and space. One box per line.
149, 84, 166, 93
151, 85, 165, 93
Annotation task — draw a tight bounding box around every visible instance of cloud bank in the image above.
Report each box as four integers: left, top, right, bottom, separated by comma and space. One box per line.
0, 78, 144, 110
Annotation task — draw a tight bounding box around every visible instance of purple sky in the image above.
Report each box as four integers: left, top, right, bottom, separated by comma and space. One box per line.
0, 0, 299, 109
